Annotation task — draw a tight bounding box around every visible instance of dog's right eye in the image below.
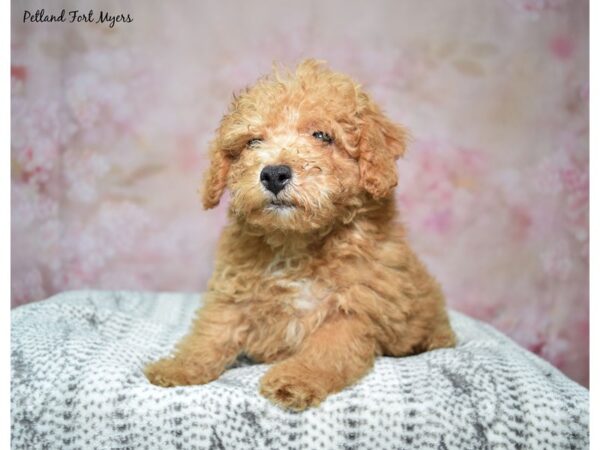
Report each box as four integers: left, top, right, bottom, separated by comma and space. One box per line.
247, 138, 262, 148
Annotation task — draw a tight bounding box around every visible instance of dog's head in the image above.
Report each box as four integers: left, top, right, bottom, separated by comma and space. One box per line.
201, 59, 407, 233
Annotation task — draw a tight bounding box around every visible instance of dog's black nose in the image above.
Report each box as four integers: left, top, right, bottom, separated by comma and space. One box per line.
260, 165, 292, 195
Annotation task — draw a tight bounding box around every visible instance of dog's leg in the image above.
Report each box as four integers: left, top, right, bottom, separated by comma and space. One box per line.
145, 301, 245, 387
260, 314, 376, 410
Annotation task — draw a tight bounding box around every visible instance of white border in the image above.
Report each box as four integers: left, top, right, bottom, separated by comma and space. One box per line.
589, 0, 596, 445
1, 0, 11, 447
2, 2, 593, 449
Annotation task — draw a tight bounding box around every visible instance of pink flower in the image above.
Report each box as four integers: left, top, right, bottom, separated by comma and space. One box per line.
550, 36, 575, 60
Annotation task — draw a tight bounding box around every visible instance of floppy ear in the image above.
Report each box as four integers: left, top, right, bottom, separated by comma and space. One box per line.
357, 96, 408, 199
201, 138, 230, 209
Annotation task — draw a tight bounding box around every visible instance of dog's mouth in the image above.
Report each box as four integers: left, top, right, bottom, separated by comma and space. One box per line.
266, 199, 296, 211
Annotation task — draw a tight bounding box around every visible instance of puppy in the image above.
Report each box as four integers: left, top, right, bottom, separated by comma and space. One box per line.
145, 60, 456, 411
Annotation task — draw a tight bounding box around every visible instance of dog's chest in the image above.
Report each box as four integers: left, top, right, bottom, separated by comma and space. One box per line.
263, 254, 327, 311
237, 254, 338, 360
245, 275, 329, 358
274, 278, 321, 312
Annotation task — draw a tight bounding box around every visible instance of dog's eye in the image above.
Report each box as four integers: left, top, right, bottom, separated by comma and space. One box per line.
312, 131, 333, 144
247, 138, 263, 148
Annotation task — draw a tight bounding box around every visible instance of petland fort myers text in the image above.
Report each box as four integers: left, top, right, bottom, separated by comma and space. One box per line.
23, 9, 133, 28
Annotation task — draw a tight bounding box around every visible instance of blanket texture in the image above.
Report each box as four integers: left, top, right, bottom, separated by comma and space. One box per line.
11, 291, 588, 449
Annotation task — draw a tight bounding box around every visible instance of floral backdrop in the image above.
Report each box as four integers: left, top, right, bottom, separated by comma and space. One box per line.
11, 0, 589, 386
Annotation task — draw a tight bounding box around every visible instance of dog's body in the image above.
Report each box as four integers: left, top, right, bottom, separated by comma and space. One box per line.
146, 60, 456, 410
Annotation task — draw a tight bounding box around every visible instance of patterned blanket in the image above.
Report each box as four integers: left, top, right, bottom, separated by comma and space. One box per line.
11, 291, 589, 449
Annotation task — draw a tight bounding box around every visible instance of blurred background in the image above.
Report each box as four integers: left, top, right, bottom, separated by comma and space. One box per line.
11, 0, 588, 385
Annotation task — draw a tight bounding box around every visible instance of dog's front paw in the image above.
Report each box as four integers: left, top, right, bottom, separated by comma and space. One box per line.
144, 357, 217, 387
260, 365, 327, 411
145, 357, 189, 387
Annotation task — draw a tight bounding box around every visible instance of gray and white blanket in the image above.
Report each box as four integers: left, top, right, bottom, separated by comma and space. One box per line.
11, 290, 588, 449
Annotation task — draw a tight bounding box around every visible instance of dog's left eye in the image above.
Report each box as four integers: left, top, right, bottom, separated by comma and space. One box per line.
247, 138, 263, 148
312, 131, 333, 144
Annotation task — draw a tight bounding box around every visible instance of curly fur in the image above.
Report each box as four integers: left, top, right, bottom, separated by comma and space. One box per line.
145, 59, 456, 411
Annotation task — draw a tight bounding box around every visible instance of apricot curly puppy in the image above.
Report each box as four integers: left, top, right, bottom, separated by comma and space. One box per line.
145, 60, 456, 411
